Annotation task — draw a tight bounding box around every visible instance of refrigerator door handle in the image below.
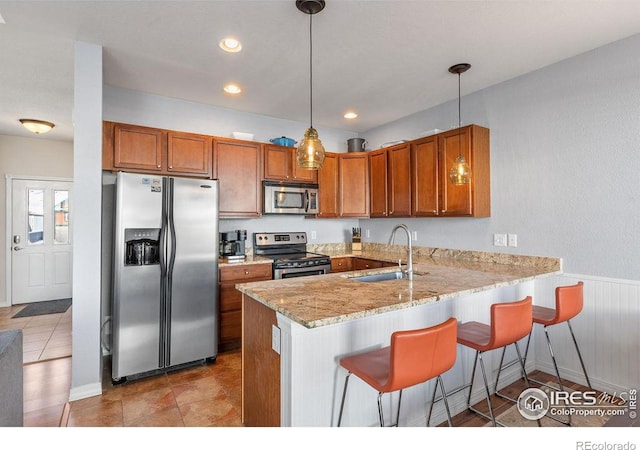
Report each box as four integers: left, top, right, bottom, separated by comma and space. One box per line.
158, 177, 169, 368
165, 177, 178, 365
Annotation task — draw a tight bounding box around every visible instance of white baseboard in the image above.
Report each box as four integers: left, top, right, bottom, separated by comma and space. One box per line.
68, 382, 102, 402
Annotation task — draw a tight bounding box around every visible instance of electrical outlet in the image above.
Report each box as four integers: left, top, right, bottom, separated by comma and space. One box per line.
271, 325, 281, 354
366, 229, 370, 238
493, 233, 507, 247
412, 231, 418, 241
311, 230, 317, 239
508, 234, 518, 247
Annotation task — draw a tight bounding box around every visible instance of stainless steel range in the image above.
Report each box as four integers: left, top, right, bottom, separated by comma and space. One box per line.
253, 232, 331, 279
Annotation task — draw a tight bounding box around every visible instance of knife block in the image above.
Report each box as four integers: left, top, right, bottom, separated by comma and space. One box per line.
351, 237, 362, 253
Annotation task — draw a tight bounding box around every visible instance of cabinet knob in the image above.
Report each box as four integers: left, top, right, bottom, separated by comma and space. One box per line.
157, 164, 161, 168
390, 211, 394, 215
245, 270, 250, 275
169, 166, 173, 169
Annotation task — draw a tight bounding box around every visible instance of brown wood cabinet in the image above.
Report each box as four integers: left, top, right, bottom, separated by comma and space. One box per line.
353, 258, 397, 270
330, 257, 353, 273
103, 122, 212, 177
411, 135, 439, 216
317, 152, 339, 218
369, 143, 411, 218
218, 263, 272, 352
167, 131, 212, 177
213, 139, 262, 218
339, 152, 370, 218
412, 125, 490, 217
263, 144, 318, 183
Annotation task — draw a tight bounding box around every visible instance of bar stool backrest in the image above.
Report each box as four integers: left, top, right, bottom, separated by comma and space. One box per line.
554, 281, 584, 323
387, 317, 457, 391
489, 296, 532, 349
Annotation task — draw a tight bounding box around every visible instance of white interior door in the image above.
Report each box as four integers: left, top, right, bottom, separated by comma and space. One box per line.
11, 179, 73, 304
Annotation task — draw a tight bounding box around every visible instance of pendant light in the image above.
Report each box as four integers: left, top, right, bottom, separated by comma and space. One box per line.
448, 63, 471, 185
296, 0, 326, 170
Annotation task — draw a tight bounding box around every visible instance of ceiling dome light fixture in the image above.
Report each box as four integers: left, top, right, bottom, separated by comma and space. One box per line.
19, 119, 55, 134
223, 83, 242, 94
296, 0, 326, 170
219, 37, 242, 53
448, 63, 471, 185
344, 111, 358, 119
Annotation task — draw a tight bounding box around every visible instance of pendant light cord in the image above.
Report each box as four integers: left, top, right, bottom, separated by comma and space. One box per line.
309, 12, 314, 129
457, 72, 461, 128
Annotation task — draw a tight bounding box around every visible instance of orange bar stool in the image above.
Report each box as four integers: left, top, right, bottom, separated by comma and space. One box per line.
524, 281, 592, 391
337, 317, 457, 427
456, 296, 533, 426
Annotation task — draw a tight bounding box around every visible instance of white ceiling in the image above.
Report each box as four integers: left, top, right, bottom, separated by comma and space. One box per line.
2, 0, 640, 142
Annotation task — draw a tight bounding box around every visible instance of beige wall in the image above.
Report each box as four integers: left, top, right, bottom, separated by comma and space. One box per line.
0, 134, 73, 305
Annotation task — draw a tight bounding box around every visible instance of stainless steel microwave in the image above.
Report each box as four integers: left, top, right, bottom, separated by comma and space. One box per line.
263, 181, 319, 215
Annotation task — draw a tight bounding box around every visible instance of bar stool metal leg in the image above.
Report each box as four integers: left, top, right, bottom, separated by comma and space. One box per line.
337, 372, 352, 427
567, 320, 592, 390
426, 375, 453, 427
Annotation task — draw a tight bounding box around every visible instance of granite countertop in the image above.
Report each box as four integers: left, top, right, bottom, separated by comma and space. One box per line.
218, 255, 272, 268
236, 243, 561, 329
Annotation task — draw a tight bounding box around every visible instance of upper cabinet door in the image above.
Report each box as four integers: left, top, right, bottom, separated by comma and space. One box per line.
437, 125, 490, 217
263, 145, 290, 181
167, 131, 212, 177
411, 136, 439, 216
438, 127, 473, 216
214, 139, 262, 218
113, 123, 164, 172
291, 159, 318, 183
339, 153, 369, 218
387, 143, 411, 217
317, 152, 339, 218
369, 149, 388, 217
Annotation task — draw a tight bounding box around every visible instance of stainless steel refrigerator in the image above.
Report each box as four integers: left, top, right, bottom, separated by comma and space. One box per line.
111, 172, 219, 382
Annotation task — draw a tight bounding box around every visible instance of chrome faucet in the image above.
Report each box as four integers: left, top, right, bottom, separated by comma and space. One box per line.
389, 224, 413, 281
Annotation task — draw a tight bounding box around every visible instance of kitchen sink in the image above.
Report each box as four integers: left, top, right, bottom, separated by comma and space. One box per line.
350, 271, 406, 283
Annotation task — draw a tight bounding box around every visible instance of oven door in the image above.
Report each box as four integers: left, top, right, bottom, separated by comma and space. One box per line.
274, 265, 330, 279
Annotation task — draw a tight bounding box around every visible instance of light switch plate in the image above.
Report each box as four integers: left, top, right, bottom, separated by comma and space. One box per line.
508, 234, 518, 247
271, 325, 281, 354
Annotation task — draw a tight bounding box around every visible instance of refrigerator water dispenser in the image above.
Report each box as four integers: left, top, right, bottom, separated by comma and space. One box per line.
124, 228, 161, 266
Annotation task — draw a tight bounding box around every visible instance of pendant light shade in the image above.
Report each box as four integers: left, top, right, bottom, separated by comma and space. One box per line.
448, 63, 471, 185
296, 0, 326, 170
19, 119, 55, 134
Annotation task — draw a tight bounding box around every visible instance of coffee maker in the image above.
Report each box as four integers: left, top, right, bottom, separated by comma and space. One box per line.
219, 229, 247, 260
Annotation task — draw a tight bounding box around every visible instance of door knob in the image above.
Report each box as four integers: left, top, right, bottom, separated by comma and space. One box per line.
13, 246, 24, 251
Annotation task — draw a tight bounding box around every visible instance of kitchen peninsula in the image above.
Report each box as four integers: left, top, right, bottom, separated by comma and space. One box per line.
238, 244, 561, 427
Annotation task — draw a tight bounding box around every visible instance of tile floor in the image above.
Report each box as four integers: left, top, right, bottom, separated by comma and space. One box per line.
0, 304, 72, 363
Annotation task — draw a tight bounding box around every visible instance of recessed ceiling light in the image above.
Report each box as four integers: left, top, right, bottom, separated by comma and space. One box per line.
344, 112, 358, 119
219, 37, 242, 53
224, 84, 242, 94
